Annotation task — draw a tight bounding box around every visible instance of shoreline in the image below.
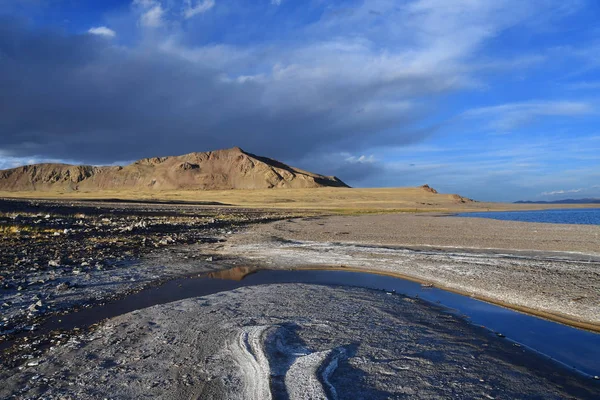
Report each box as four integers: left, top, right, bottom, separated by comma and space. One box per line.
1, 200, 599, 397
283, 265, 600, 333
204, 263, 600, 333
215, 214, 600, 329
2, 190, 600, 213
2, 283, 598, 399
2, 263, 597, 363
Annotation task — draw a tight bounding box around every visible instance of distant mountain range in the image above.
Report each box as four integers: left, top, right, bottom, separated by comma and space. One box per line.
514, 199, 600, 204
0, 147, 349, 192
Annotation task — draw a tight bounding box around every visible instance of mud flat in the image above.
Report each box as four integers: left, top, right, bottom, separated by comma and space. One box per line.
219, 214, 600, 329
2, 284, 598, 399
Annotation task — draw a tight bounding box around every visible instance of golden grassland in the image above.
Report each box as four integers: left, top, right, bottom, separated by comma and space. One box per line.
1, 187, 598, 213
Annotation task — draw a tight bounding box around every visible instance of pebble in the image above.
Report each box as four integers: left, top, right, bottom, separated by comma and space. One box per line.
0, 198, 290, 366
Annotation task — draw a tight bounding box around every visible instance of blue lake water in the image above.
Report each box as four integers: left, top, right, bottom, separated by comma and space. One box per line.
457, 208, 600, 225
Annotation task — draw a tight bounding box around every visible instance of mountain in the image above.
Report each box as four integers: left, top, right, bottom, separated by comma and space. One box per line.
514, 199, 600, 204
0, 147, 349, 192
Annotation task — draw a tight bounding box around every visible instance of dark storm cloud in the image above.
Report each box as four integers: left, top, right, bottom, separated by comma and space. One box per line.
0, 18, 434, 167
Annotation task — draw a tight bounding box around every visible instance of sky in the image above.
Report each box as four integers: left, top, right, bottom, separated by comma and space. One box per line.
1, 0, 599, 202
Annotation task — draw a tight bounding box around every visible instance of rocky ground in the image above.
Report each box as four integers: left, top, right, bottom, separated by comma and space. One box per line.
2, 200, 600, 399
1, 284, 598, 399
0, 199, 300, 361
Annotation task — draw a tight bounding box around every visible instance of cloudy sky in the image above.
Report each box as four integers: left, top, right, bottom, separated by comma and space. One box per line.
1, 0, 599, 201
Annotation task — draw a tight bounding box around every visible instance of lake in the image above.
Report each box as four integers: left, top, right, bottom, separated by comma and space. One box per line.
457, 208, 600, 225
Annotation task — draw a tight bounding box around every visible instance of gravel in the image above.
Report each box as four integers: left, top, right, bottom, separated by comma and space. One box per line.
0, 198, 300, 344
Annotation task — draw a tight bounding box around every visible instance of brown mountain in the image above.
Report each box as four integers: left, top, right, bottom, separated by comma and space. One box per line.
0, 147, 349, 192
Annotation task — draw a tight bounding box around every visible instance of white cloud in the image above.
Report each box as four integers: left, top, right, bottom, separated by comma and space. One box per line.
87, 26, 116, 38
141, 5, 164, 27
184, 0, 215, 19
0, 151, 76, 170
271, 0, 282, 5
133, 0, 164, 27
133, 0, 214, 25
463, 101, 594, 131
140, 0, 578, 104
2, 0, 594, 198
133, 0, 156, 6
541, 188, 583, 196
345, 154, 376, 164
158, 40, 253, 69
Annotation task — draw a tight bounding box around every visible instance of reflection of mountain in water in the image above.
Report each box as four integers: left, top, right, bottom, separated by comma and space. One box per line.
205, 265, 259, 281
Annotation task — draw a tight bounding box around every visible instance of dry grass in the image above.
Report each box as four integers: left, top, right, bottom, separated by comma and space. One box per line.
0, 224, 63, 236
0, 187, 597, 213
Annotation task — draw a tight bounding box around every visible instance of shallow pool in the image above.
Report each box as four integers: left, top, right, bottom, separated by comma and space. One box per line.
39, 267, 600, 377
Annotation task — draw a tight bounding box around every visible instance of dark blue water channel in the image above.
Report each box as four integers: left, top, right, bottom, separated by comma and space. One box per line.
457, 208, 600, 225
41, 268, 600, 378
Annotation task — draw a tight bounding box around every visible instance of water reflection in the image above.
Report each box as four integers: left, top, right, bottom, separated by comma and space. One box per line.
41, 267, 600, 377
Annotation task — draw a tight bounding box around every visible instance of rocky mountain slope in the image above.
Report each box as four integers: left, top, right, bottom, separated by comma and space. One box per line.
0, 147, 349, 191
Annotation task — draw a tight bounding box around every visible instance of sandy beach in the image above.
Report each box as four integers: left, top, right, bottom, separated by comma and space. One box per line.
244, 213, 600, 254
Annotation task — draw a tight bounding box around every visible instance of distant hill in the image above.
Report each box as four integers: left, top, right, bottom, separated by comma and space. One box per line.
0, 147, 349, 192
514, 199, 600, 204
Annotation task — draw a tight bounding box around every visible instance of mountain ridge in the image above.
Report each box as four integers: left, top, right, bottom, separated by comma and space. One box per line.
514, 199, 600, 204
0, 147, 349, 192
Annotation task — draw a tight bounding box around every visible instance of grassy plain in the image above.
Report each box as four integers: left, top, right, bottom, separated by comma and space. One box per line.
0, 187, 598, 213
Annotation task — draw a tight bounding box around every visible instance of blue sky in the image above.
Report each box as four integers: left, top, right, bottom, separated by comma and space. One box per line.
1, 0, 599, 201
